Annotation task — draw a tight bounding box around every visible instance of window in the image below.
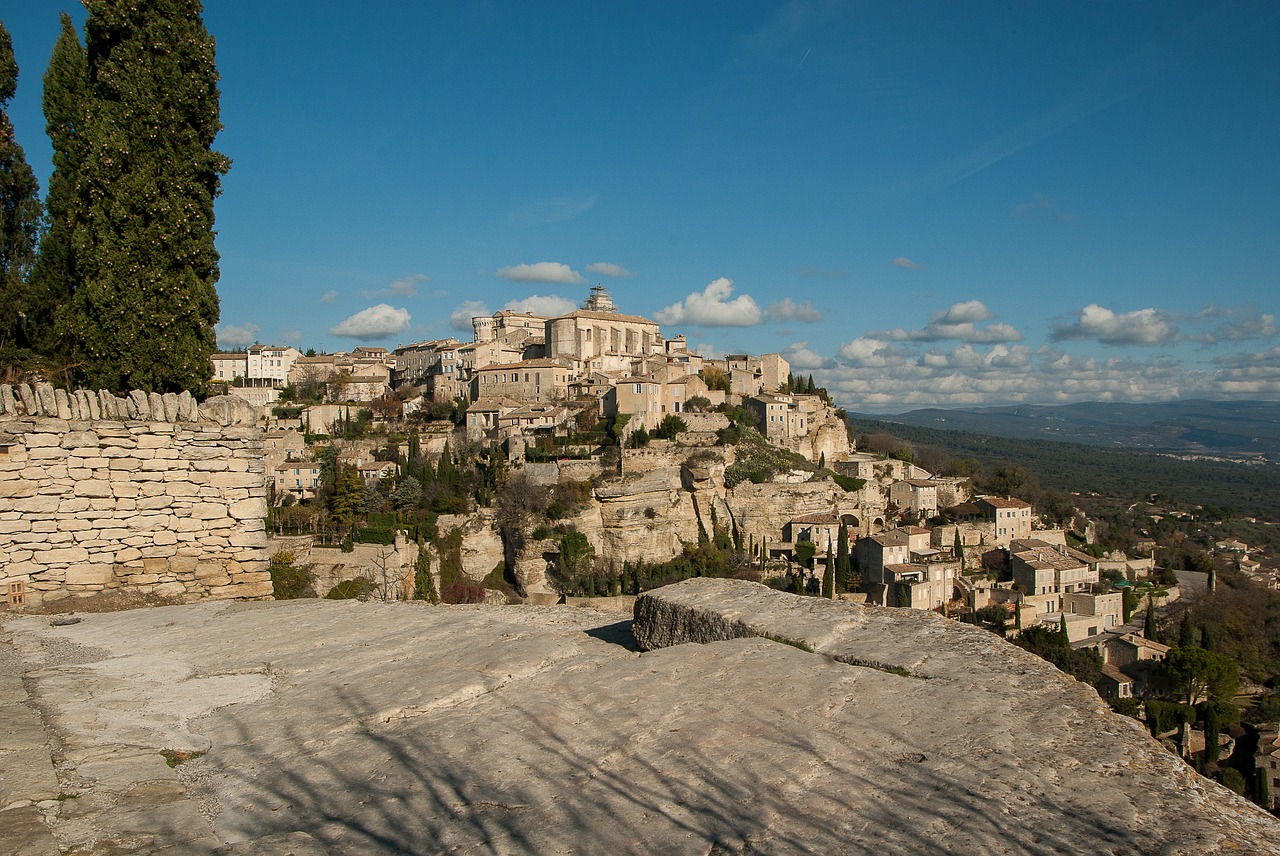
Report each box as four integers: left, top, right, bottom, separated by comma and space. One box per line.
634, 384, 644, 393
8, 581, 25, 606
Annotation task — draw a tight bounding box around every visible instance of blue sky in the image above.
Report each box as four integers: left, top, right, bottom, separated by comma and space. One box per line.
5, 1, 1279, 412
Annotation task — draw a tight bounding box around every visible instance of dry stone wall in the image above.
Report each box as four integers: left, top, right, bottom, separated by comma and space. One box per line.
0, 384, 270, 608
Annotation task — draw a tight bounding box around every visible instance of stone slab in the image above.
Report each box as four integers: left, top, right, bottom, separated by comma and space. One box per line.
2, 587, 1278, 854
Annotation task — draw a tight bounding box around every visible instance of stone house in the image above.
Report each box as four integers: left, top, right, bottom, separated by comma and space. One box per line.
465, 398, 521, 441
784, 509, 846, 552
472, 358, 572, 403
211, 352, 247, 384
723, 353, 789, 397
211, 345, 301, 390
875, 560, 961, 611
1008, 537, 1090, 598
745, 393, 825, 443
607, 373, 710, 430
392, 338, 461, 389
1097, 664, 1135, 699
1075, 631, 1170, 696
858, 527, 957, 610
343, 361, 391, 402
977, 496, 1033, 545
835, 454, 929, 484
1010, 538, 1099, 600
889, 479, 940, 521
273, 463, 324, 500
301, 403, 354, 436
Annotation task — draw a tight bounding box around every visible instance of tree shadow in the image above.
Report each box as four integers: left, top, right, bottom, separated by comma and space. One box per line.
193, 638, 1187, 855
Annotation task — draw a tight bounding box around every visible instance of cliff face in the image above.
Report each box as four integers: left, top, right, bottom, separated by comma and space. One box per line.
5, 583, 1276, 854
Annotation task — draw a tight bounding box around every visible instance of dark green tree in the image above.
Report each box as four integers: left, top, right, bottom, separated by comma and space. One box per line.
1179, 610, 1198, 648
835, 523, 851, 592
412, 539, 438, 603
25, 13, 87, 360
0, 22, 44, 364
822, 542, 834, 598
66, 0, 229, 395
1162, 646, 1239, 705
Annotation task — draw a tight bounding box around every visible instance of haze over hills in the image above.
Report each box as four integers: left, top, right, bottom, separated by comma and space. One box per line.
856, 400, 1280, 462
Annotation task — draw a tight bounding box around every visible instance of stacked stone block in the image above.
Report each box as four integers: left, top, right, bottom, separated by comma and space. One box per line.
0, 383, 270, 608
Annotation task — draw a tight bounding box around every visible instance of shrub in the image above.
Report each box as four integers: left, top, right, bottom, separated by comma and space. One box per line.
357, 526, 396, 545
832, 473, 866, 492
326, 577, 375, 600
441, 580, 486, 604
269, 550, 313, 600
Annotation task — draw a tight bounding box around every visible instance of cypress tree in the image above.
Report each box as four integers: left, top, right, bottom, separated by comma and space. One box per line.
822, 540, 835, 599
1179, 610, 1198, 648
0, 23, 44, 363
66, 0, 229, 395
25, 13, 87, 360
1143, 595, 1156, 640
835, 523, 850, 592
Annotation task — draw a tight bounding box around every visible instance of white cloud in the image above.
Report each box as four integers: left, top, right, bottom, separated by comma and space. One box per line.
585, 262, 636, 278
328, 304, 411, 339
837, 337, 900, 368
1051, 304, 1177, 346
783, 341, 827, 369
504, 294, 577, 317
216, 323, 259, 350
389, 273, 427, 297
891, 257, 920, 269
654, 277, 763, 327
1196, 308, 1278, 344
870, 300, 1023, 344
279, 329, 302, 344
496, 262, 585, 284
320, 291, 338, 304
450, 300, 490, 331
766, 298, 822, 323
938, 300, 993, 324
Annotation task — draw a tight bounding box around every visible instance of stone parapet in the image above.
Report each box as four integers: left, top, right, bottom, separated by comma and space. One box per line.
1, 385, 268, 608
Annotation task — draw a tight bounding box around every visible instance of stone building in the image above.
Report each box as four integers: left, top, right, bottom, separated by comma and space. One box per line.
545, 285, 662, 370
472, 358, 572, 403
607, 373, 711, 430
977, 496, 1033, 545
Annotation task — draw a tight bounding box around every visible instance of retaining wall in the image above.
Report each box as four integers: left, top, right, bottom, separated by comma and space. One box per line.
0, 383, 270, 608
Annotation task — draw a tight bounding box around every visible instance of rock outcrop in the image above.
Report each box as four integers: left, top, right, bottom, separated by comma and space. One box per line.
3, 582, 1277, 853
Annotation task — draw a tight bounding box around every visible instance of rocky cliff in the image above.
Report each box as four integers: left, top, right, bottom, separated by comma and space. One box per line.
3, 580, 1275, 854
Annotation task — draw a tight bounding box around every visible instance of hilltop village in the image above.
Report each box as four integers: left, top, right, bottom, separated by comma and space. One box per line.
206, 286, 1160, 629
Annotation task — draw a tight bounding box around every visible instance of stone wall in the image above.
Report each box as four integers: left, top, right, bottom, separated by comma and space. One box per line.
0, 384, 270, 608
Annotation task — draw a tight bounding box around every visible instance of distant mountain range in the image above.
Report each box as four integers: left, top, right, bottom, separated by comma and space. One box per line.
852, 400, 1280, 462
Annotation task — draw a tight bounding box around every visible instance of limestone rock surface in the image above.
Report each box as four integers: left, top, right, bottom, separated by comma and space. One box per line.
3, 583, 1277, 854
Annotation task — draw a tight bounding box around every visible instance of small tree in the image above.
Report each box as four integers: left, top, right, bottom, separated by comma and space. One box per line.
1162, 646, 1239, 705
822, 542, 835, 599
268, 550, 312, 599
835, 523, 851, 592
653, 413, 688, 440
413, 539, 438, 603
553, 531, 595, 596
